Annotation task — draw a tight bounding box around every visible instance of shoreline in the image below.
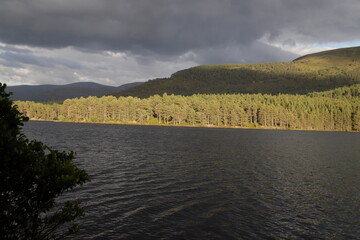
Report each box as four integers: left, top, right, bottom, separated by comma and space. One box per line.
28, 119, 359, 133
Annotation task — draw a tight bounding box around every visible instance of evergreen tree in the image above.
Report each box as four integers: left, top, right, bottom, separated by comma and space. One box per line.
0, 83, 89, 240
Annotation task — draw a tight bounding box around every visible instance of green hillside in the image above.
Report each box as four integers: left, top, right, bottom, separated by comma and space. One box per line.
115, 46, 360, 98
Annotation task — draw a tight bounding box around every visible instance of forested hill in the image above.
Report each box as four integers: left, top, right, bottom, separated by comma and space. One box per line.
8, 81, 143, 102
114, 46, 360, 98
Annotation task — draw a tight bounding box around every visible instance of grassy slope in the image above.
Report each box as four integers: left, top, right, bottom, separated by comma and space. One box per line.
114, 46, 360, 98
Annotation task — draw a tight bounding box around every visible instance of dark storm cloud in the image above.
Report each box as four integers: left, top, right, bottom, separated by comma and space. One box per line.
1, 0, 359, 86
1, 0, 359, 58
0, 0, 259, 55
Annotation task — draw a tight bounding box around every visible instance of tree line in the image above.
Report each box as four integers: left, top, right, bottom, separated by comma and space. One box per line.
15, 84, 360, 131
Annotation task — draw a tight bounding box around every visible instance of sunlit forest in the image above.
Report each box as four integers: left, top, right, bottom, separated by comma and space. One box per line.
15, 84, 360, 132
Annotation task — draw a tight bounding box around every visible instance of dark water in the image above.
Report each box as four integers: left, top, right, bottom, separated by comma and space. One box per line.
22, 121, 360, 239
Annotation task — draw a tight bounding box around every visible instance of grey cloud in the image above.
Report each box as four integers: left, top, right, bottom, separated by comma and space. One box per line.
0, 45, 33, 54
0, 52, 53, 68
0, 45, 197, 86
0, 51, 84, 69
1, 0, 358, 58
191, 42, 299, 65
1, 0, 360, 86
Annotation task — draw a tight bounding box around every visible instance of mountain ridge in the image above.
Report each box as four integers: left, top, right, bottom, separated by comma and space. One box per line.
114, 46, 360, 98
7, 81, 143, 102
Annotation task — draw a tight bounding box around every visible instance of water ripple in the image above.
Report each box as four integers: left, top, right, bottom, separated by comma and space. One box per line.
23, 122, 360, 239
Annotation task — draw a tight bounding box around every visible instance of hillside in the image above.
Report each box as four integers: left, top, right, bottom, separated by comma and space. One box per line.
7, 81, 142, 102
114, 47, 360, 98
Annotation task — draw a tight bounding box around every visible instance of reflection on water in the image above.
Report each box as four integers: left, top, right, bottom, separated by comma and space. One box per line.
23, 121, 360, 239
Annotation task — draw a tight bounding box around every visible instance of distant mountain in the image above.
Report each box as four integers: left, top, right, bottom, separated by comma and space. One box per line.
114, 46, 360, 98
7, 82, 143, 102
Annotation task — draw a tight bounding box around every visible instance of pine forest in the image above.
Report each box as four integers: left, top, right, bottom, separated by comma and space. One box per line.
15, 84, 360, 132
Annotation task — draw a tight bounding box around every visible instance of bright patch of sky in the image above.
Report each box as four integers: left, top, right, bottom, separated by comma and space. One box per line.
264, 40, 360, 57
314, 40, 360, 49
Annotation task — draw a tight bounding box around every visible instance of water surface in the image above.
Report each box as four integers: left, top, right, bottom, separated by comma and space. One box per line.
23, 121, 360, 239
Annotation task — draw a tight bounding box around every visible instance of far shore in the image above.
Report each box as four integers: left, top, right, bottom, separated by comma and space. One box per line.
28, 119, 359, 133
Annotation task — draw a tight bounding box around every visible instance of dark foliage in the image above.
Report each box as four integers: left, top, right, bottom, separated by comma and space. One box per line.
0, 83, 89, 240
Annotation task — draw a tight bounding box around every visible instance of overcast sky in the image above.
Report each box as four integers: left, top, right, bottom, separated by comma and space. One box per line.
1, 0, 360, 86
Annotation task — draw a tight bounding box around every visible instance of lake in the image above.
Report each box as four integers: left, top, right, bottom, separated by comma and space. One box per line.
22, 121, 360, 239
